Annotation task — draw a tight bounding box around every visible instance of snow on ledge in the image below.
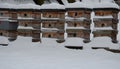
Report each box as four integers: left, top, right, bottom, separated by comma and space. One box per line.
94, 15, 113, 19
65, 16, 86, 21
66, 27, 85, 30
18, 17, 34, 20
94, 27, 113, 31
41, 28, 59, 32
18, 26, 34, 30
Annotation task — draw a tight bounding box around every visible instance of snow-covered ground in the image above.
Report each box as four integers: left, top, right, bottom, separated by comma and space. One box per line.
0, 36, 120, 69
0, 0, 120, 69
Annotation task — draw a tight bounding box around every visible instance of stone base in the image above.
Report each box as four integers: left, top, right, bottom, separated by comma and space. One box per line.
56, 39, 65, 43
112, 40, 118, 43
0, 44, 8, 46
83, 39, 91, 43
8, 37, 17, 42
32, 39, 41, 42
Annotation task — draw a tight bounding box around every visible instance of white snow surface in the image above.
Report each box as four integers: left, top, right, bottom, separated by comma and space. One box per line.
65, 1, 93, 8
18, 16, 34, 20
93, 2, 119, 9
0, 36, 120, 69
65, 0, 119, 9
65, 38, 84, 46
0, 0, 35, 4
0, 0, 118, 9
0, 0, 41, 9
18, 26, 34, 30
66, 27, 85, 29
85, 37, 119, 49
94, 15, 113, 19
42, 28, 59, 32
0, 1, 120, 68
94, 27, 113, 31
0, 36, 9, 45
65, 16, 86, 21
41, 3, 65, 9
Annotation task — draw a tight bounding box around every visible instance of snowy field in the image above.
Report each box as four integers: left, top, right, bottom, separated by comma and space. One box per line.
0, 36, 120, 69
0, 0, 120, 69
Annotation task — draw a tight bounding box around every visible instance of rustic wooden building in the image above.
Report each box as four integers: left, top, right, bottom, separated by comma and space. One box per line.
65, 1, 92, 43
15, 0, 41, 42
41, 1, 65, 42
93, 2, 119, 43
0, 7, 18, 41
17, 9, 41, 42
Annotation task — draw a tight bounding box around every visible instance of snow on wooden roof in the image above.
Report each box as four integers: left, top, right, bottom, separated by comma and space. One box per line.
65, 0, 119, 9
65, 1, 93, 9
0, 0, 41, 9
93, 2, 119, 9
41, 3, 65, 10
17, 4, 41, 9
0, 0, 35, 4
0, 0, 119, 10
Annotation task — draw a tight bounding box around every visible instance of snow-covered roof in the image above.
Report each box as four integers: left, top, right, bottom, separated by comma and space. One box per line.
41, 3, 65, 10
0, 0, 119, 10
16, 4, 41, 9
0, 0, 35, 4
65, 1, 92, 9
0, 3, 16, 9
0, 0, 41, 9
93, 2, 119, 9
65, 0, 119, 9
82, 0, 114, 3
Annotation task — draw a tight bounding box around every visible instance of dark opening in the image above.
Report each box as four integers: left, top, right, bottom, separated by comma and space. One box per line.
0, 33, 3, 36
75, 12, 78, 16
25, 24, 28, 27
48, 24, 51, 27
48, 34, 51, 38
24, 13, 27, 17
101, 24, 105, 27
73, 33, 77, 37
0, 13, 3, 16
49, 15, 52, 18
57, 0, 64, 4
74, 23, 77, 27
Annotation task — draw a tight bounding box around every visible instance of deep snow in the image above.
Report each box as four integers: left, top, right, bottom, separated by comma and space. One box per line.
0, 36, 120, 69
0, 0, 120, 69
